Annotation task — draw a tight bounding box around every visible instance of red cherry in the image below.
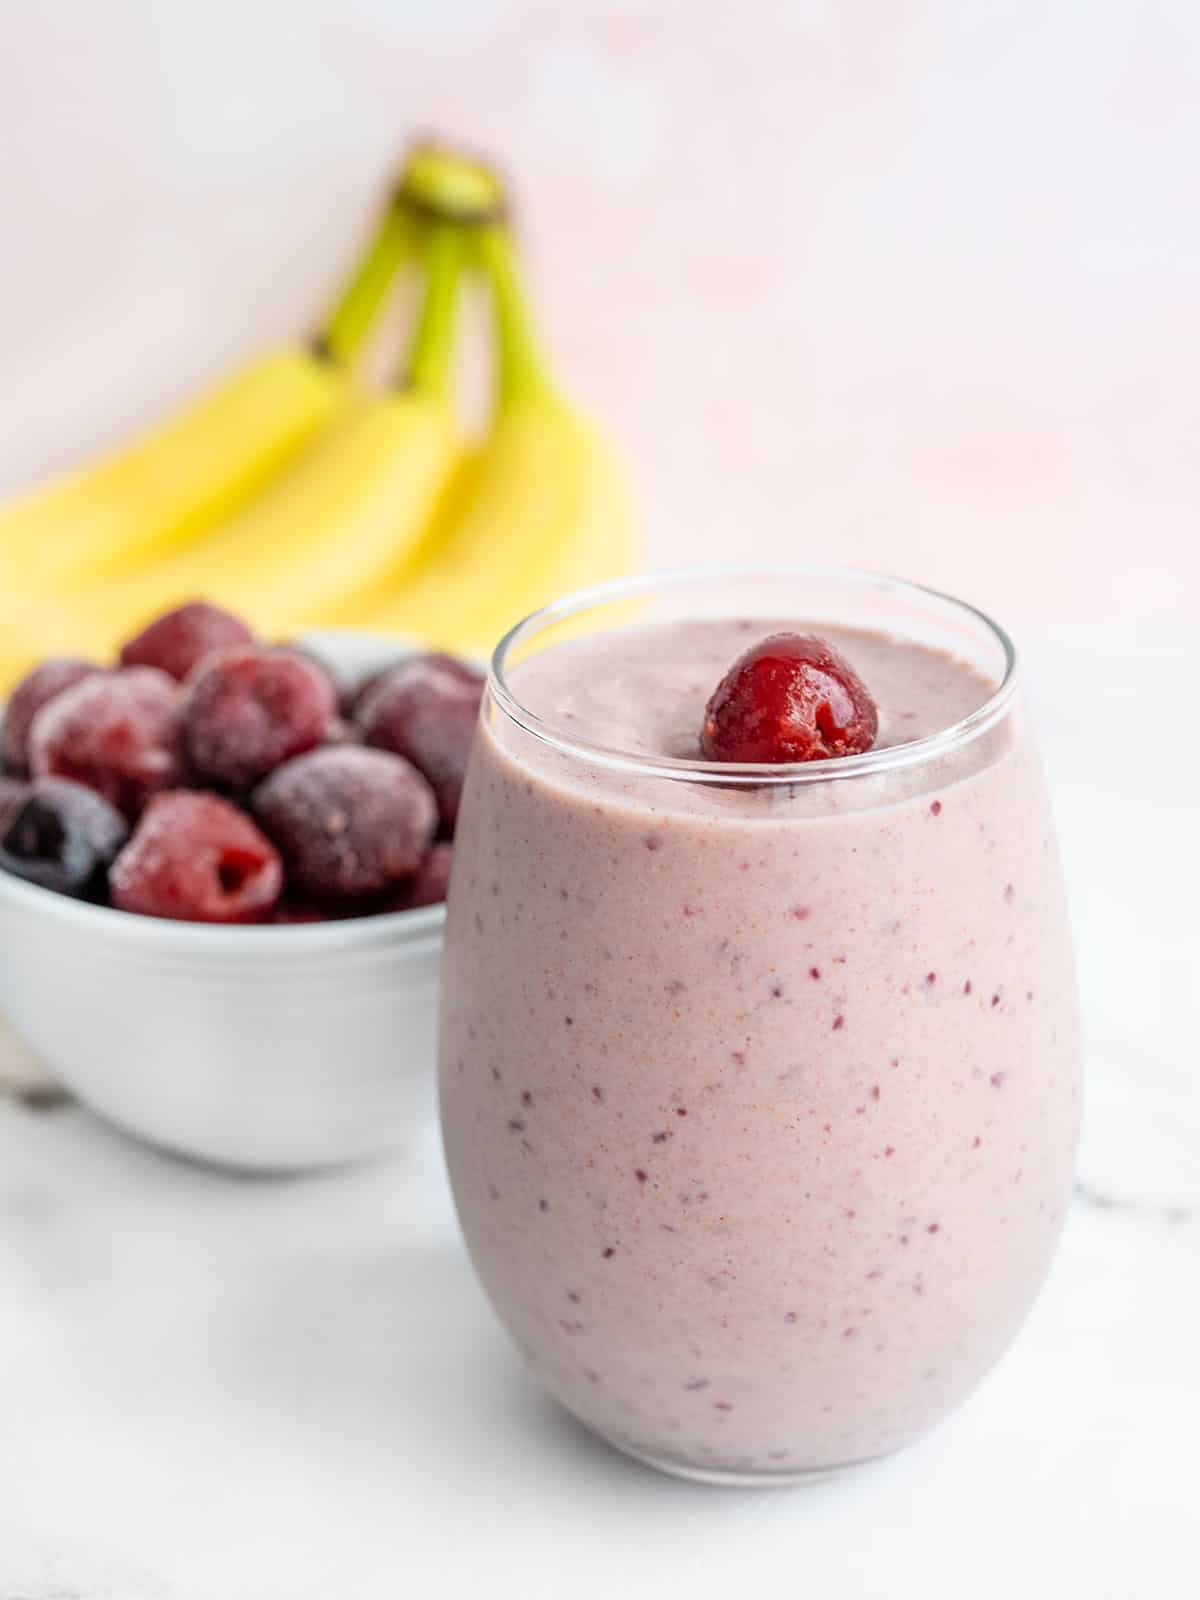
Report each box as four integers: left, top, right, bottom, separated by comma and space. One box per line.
355, 653, 484, 834
2, 657, 103, 776
390, 842, 454, 910
109, 791, 282, 923
251, 746, 436, 899
701, 633, 877, 763
119, 601, 255, 683
30, 668, 183, 818
182, 646, 335, 790
0, 777, 28, 831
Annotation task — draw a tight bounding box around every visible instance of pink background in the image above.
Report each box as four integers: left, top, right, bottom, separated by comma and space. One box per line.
1, 1, 1196, 628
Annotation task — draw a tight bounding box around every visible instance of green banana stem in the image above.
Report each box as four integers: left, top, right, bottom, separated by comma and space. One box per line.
478, 225, 558, 410
313, 205, 410, 367
404, 223, 465, 397
399, 143, 507, 225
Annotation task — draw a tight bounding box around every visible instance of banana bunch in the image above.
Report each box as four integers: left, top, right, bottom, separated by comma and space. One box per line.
340, 222, 640, 656
0, 144, 641, 690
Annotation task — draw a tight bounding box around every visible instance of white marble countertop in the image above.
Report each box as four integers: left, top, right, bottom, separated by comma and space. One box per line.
1, 622, 1196, 1600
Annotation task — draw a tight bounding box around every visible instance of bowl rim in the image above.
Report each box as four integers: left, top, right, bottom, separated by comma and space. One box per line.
0, 859, 445, 952
489, 564, 1019, 787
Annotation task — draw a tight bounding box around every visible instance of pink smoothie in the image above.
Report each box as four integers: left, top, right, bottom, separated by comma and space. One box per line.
440, 615, 1080, 1479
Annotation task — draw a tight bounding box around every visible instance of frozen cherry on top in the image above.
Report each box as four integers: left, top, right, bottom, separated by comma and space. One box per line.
183, 646, 336, 790
251, 746, 437, 899
701, 633, 878, 763
0, 778, 128, 900
2, 657, 103, 776
119, 601, 255, 682
30, 667, 183, 817
356, 653, 484, 833
110, 791, 283, 923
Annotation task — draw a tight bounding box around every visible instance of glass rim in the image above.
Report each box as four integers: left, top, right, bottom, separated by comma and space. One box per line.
487, 565, 1019, 787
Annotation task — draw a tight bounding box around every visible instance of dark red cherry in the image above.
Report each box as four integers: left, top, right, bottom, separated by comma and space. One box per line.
701, 633, 877, 763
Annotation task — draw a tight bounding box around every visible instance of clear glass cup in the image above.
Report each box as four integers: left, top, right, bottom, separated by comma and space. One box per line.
440, 568, 1081, 1485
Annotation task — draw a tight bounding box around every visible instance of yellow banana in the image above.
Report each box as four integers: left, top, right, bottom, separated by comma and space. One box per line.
58, 224, 468, 656
0, 596, 72, 690
0, 195, 411, 593
342, 221, 640, 654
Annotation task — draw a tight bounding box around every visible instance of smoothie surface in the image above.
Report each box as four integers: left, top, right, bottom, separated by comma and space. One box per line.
507, 620, 998, 765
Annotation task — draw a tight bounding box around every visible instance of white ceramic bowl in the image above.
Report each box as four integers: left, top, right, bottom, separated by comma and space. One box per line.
0, 882, 443, 1169
0, 631, 446, 1171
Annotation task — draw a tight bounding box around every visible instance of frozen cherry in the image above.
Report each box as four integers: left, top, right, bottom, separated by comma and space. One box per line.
252, 746, 437, 899
279, 643, 346, 713
701, 633, 877, 763
0, 776, 28, 831
345, 655, 451, 719
119, 601, 255, 683
183, 646, 335, 790
110, 791, 282, 923
30, 667, 183, 817
392, 842, 454, 910
0, 778, 128, 899
2, 657, 103, 776
356, 653, 484, 832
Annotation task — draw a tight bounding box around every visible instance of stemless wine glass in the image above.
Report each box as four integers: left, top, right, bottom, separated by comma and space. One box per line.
440, 568, 1080, 1485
